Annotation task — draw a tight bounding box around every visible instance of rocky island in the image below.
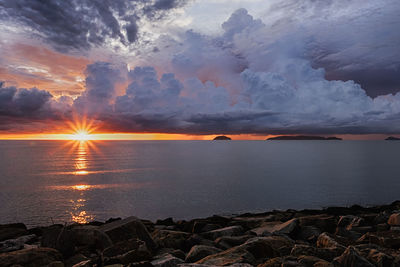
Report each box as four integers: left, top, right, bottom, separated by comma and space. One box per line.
213, 136, 232, 140
385, 136, 400, 141
2, 201, 400, 266
267, 135, 342, 141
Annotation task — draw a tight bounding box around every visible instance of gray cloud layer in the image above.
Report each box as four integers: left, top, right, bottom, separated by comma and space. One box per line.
0, 0, 187, 52
1, 5, 400, 135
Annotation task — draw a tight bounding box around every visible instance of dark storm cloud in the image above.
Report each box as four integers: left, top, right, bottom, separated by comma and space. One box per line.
0, 0, 188, 52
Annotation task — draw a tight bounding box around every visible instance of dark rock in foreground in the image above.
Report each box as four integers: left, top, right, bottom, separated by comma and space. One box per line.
267, 135, 342, 140
213, 136, 232, 140
385, 136, 400, 140
2, 201, 400, 266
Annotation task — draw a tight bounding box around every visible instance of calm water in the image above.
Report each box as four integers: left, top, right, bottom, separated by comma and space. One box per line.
0, 140, 399, 227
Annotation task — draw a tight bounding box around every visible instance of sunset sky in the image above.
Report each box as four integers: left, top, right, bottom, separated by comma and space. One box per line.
0, 0, 400, 139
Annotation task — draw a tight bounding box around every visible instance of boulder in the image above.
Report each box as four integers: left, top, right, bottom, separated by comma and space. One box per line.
317, 233, 346, 251
196, 236, 291, 266
215, 235, 254, 250
99, 216, 156, 250
337, 215, 364, 230
179, 264, 252, 267
250, 219, 298, 237
202, 226, 244, 240
151, 254, 184, 267
357, 231, 400, 249
185, 245, 222, 262
0, 223, 28, 241
152, 230, 191, 251
298, 214, 337, 233
230, 215, 277, 229
103, 238, 152, 264
0, 247, 62, 267
297, 255, 332, 266
366, 249, 394, 267
295, 225, 321, 242
388, 213, 400, 226
290, 244, 343, 262
333, 246, 374, 266
0, 234, 36, 253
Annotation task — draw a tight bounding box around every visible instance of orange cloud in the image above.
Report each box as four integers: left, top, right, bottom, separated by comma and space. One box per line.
1, 43, 91, 96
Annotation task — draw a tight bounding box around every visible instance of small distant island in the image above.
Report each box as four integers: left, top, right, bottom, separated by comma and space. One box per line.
385, 136, 400, 140
267, 135, 342, 140
213, 136, 231, 140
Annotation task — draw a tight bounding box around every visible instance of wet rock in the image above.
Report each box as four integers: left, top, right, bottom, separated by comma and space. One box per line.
185, 245, 222, 262
100, 216, 156, 250
333, 246, 374, 266
151, 254, 184, 267
388, 213, 400, 226
0, 234, 36, 253
215, 235, 254, 250
251, 219, 298, 237
202, 225, 244, 240
152, 230, 191, 251
0, 223, 28, 241
0, 247, 62, 267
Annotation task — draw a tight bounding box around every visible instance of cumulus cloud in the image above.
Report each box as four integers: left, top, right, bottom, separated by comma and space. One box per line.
1, 6, 400, 135
0, 0, 188, 52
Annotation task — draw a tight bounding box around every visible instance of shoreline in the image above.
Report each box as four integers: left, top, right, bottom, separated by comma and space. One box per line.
1, 201, 400, 266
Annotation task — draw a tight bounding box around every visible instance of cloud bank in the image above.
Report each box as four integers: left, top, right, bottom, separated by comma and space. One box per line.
1, 6, 400, 135
0, 0, 187, 52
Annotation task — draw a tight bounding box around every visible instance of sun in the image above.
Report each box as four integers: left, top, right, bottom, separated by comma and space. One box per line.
70, 130, 92, 141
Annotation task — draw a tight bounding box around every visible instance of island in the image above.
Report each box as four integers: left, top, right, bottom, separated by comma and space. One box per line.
267, 135, 342, 140
213, 136, 231, 140
385, 136, 400, 140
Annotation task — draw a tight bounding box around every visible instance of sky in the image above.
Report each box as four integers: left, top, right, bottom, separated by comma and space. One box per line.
0, 0, 400, 139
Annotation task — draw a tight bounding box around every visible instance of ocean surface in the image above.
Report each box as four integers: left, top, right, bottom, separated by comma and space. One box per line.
0, 140, 399, 227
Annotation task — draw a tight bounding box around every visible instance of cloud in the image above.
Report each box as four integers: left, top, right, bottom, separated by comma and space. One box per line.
1, 6, 400, 135
0, 0, 188, 52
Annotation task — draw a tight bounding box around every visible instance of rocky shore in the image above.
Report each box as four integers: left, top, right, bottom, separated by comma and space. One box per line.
2, 202, 400, 267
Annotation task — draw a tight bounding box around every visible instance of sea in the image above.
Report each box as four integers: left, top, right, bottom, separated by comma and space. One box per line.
0, 140, 399, 227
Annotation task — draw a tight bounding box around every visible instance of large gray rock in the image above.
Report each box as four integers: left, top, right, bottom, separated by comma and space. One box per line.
0, 247, 62, 267
99, 216, 156, 250
185, 245, 222, 262
202, 226, 244, 240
